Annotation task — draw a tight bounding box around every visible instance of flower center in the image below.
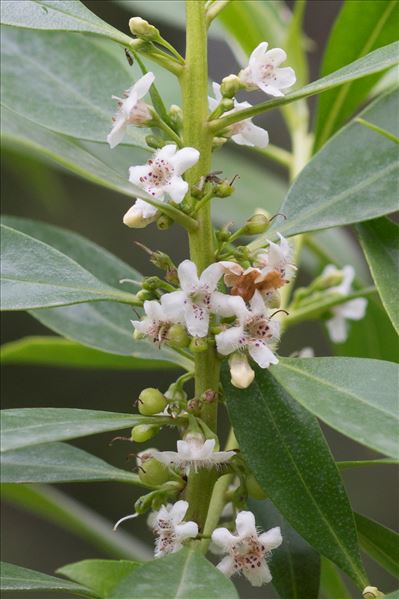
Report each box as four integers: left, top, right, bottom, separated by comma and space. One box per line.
231, 536, 267, 571
189, 287, 211, 307
149, 320, 170, 345
260, 63, 276, 83
140, 158, 174, 195
245, 316, 273, 340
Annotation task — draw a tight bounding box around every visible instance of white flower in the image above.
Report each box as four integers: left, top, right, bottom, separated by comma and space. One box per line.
131, 299, 182, 345
153, 432, 235, 475
151, 500, 198, 558
255, 233, 296, 283
123, 198, 159, 228
228, 353, 255, 389
161, 260, 242, 337
323, 265, 368, 343
107, 72, 155, 149
239, 42, 296, 97
215, 291, 280, 369
212, 511, 282, 587
208, 83, 269, 148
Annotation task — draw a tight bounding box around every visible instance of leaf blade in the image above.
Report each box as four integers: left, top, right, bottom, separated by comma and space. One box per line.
355, 512, 399, 578
58, 560, 140, 598
0, 561, 91, 596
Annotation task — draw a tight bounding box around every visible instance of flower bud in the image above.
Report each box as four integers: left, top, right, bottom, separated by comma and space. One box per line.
129, 17, 160, 41
138, 388, 167, 416
123, 205, 156, 229
138, 456, 170, 486
212, 137, 228, 150
157, 214, 173, 230
214, 180, 235, 198
362, 587, 383, 599
220, 74, 242, 98
190, 336, 208, 353
228, 353, 255, 389
145, 135, 167, 149
221, 97, 235, 112
136, 289, 154, 302
242, 213, 270, 235
142, 276, 163, 291
131, 424, 159, 443
168, 104, 183, 130
166, 323, 190, 348
246, 474, 267, 499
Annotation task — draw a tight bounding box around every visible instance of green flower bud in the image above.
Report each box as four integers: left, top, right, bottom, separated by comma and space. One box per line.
138, 388, 167, 416
189, 336, 208, 353
129, 17, 160, 41
168, 104, 183, 130
131, 424, 159, 443
212, 137, 228, 150
136, 289, 154, 302
142, 276, 163, 291
246, 474, 267, 499
145, 134, 166, 149
220, 74, 242, 98
242, 213, 270, 235
138, 457, 170, 486
214, 180, 234, 198
157, 214, 174, 230
167, 323, 190, 348
221, 97, 235, 112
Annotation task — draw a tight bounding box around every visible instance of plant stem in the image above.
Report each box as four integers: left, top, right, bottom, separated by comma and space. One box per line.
181, 0, 220, 530
206, 0, 232, 26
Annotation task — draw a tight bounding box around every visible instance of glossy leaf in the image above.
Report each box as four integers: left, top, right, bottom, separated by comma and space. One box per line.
0, 337, 177, 370
0, 224, 140, 310
1, 408, 178, 453
2, 216, 189, 368
1, 0, 132, 45
272, 357, 399, 459
266, 88, 399, 240
0, 562, 91, 596
110, 547, 239, 599
222, 364, 367, 587
1, 442, 143, 484
320, 558, 351, 599
1, 484, 152, 560
355, 512, 399, 578
358, 217, 399, 333
249, 498, 320, 599
315, 0, 399, 149
58, 560, 140, 598
1, 27, 149, 149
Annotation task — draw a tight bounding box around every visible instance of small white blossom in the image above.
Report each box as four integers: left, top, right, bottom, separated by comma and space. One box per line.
216, 291, 280, 369
131, 299, 182, 345
123, 198, 159, 228
208, 83, 269, 148
212, 511, 282, 587
153, 432, 235, 475
255, 233, 296, 283
107, 72, 155, 149
239, 42, 296, 97
162, 260, 242, 337
151, 500, 198, 558
323, 265, 368, 343
228, 353, 255, 389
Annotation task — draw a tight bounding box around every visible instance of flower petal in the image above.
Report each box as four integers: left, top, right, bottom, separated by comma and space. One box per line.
326, 314, 348, 343
259, 526, 282, 551
165, 175, 188, 203
248, 341, 278, 368
175, 521, 199, 541
169, 499, 189, 524
256, 81, 285, 97
273, 66, 296, 89
339, 297, 367, 320
215, 326, 244, 356
211, 291, 245, 318
232, 123, 269, 148
249, 41, 269, 66
177, 260, 199, 292
216, 555, 236, 578
263, 47, 287, 67
244, 561, 272, 586
171, 146, 200, 176
184, 300, 209, 337
161, 290, 186, 322
212, 527, 237, 549
199, 262, 225, 290
133, 71, 155, 99
107, 117, 127, 149
235, 510, 257, 538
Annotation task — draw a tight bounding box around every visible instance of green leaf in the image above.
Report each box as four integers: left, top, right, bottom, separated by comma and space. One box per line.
355, 512, 399, 578
2, 27, 148, 149
314, 0, 399, 149
264, 88, 399, 240
1, 408, 178, 453
385, 591, 399, 599
0, 223, 139, 310
357, 217, 399, 333
1, 484, 152, 560
320, 558, 351, 599
222, 364, 367, 588
271, 357, 399, 459
0, 562, 91, 596
0, 337, 178, 370
109, 547, 239, 599
2, 216, 190, 369
1, 0, 132, 45
1, 442, 144, 484
249, 499, 320, 599
58, 560, 140, 598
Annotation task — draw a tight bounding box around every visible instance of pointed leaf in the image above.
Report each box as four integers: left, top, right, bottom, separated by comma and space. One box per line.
109, 548, 239, 599
320, 558, 351, 599
315, 0, 399, 149
0, 442, 144, 484
355, 512, 399, 578
265, 88, 399, 240
271, 357, 399, 459
1, 408, 179, 453
357, 217, 399, 333
0, 562, 91, 596
58, 560, 140, 598
222, 364, 367, 587
249, 499, 320, 599
1, 0, 132, 45
1, 216, 190, 368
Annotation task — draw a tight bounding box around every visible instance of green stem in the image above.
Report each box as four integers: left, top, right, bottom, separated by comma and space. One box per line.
181, 0, 220, 530
206, 0, 232, 25
142, 196, 198, 231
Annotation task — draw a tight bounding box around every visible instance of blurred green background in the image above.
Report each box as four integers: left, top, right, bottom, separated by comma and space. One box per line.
1, 1, 398, 598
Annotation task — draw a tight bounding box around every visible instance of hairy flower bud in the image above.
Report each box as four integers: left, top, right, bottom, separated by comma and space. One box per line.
214, 180, 235, 198
131, 424, 160, 443
138, 388, 167, 416
138, 456, 171, 486
228, 353, 255, 389
136, 289, 154, 302
145, 135, 167, 149
220, 74, 242, 98
242, 213, 270, 235
129, 17, 160, 41
221, 97, 235, 112
167, 323, 190, 348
